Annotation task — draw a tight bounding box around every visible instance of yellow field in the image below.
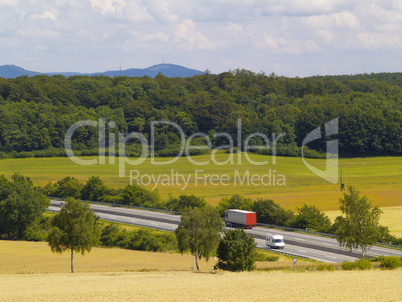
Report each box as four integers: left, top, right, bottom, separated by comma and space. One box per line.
326, 206, 402, 237
0, 241, 401, 301
0, 269, 401, 301
0, 241, 208, 274
0, 241, 311, 274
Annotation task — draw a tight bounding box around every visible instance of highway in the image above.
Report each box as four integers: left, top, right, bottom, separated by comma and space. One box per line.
49, 200, 402, 263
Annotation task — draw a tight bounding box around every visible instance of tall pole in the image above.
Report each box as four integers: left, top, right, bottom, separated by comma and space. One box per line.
340, 164, 345, 191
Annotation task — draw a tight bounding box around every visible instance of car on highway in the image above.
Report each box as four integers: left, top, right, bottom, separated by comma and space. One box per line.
266, 234, 285, 249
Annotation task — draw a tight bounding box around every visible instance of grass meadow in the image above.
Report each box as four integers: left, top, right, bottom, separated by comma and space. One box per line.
0, 241, 401, 302
0, 153, 401, 211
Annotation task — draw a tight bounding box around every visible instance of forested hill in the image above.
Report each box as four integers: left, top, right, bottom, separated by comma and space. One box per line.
0, 70, 401, 158
0, 64, 204, 79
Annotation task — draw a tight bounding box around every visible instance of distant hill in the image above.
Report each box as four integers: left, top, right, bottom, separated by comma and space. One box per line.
0, 64, 204, 79
0, 65, 42, 78
100, 64, 204, 78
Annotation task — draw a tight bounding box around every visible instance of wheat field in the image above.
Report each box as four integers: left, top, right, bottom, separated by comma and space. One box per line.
0, 270, 401, 301
326, 206, 402, 237
0, 241, 401, 301
0, 241, 311, 274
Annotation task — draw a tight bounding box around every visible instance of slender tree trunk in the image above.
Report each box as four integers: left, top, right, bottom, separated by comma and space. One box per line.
195, 254, 199, 271
71, 249, 74, 273
195, 249, 202, 271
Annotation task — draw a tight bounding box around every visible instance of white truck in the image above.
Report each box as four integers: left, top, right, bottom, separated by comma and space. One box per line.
266, 234, 285, 249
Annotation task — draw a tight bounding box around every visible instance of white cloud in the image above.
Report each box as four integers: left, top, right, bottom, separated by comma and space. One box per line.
0, 0, 401, 75
173, 19, 215, 51
256, 35, 321, 55
281, 0, 352, 16
144, 0, 181, 23
0, 0, 19, 8
89, 0, 125, 16
304, 11, 361, 31
227, 22, 243, 32
31, 10, 57, 21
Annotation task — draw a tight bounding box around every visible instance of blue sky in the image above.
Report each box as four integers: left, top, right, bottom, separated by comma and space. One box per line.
0, 0, 401, 76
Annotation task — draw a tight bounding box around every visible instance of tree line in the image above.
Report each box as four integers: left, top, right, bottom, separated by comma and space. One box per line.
2, 173, 400, 246
0, 70, 401, 158
39, 175, 401, 246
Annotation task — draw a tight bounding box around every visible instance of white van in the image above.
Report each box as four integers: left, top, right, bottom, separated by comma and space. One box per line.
266, 234, 285, 249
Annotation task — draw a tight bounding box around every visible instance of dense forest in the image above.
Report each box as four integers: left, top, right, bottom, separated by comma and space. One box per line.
0, 70, 401, 158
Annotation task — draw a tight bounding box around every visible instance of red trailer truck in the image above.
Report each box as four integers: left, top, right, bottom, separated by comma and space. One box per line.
224, 209, 257, 229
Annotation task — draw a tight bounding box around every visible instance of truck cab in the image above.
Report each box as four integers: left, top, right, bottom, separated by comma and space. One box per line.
266, 234, 285, 249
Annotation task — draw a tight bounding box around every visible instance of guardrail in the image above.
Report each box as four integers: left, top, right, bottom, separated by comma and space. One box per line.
49, 196, 181, 215
262, 247, 310, 259
48, 207, 175, 233
256, 222, 402, 249
256, 222, 337, 238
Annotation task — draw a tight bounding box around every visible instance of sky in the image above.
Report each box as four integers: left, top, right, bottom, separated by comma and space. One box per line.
0, 0, 401, 77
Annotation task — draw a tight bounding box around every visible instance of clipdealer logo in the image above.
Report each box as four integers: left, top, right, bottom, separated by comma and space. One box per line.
302, 118, 338, 184
64, 118, 339, 189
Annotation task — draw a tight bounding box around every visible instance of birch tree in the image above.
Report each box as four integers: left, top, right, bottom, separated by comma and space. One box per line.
336, 185, 382, 257
175, 206, 223, 271
47, 197, 101, 272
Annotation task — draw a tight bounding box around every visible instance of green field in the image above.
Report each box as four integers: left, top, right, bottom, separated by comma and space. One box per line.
0, 153, 401, 211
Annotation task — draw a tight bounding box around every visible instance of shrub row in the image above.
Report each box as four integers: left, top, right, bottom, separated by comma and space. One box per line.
372, 256, 402, 269
100, 223, 178, 252
341, 258, 372, 270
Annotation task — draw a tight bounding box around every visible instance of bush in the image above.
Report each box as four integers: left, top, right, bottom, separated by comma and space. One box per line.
165, 194, 207, 212
290, 204, 332, 233
354, 258, 372, 270
252, 198, 294, 226
379, 256, 402, 270
370, 255, 385, 262
100, 223, 121, 246
342, 258, 372, 270
54, 176, 83, 199
121, 184, 162, 208
218, 194, 253, 216
341, 261, 356, 270
100, 224, 177, 252
23, 215, 52, 241
316, 264, 335, 271
217, 229, 256, 272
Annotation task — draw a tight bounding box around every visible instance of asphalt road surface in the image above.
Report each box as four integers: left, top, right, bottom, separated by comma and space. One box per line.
49, 200, 402, 263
